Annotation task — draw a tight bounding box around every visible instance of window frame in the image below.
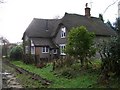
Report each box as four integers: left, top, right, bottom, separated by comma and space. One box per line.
53, 49, 57, 54
59, 44, 66, 55
42, 47, 49, 53
61, 27, 66, 38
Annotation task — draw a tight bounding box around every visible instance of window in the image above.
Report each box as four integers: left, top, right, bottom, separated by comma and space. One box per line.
42, 47, 49, 53
61, 27, 66, 38
25, 46, 29, 54
53, 49, 57, 54
31, 40, 34, 46
31, 46, 35, 54
59, 44, 66, 55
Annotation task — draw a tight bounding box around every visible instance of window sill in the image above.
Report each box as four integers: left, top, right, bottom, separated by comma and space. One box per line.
61, 37, 66, 39
60, 53, 66, 55
42, 52, 49, 53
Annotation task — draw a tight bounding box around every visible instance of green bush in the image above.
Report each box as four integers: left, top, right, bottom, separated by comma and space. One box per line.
99, 36, 120, 78
9, 45, 23, 60
61, 68, 76, 79
65, 26, 96, 67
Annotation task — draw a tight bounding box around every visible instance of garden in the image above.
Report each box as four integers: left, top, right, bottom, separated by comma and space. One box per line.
7, 18, 120, 88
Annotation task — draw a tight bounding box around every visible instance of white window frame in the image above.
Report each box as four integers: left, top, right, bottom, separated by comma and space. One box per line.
61, 27, 66, 38
31, 46, 35, 54
53, 49, 57, 54
59, 44, 66, 55
42, 47, 49, 53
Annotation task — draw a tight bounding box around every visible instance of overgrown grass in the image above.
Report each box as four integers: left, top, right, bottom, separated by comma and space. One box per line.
16, 73, 43, 88
11, 60, 101, 88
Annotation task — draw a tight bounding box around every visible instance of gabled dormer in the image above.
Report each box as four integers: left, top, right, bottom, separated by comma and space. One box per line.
54, 24, 67, 45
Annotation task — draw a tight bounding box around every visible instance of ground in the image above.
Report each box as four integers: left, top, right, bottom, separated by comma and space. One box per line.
1, 59, 120, 88
2, 59, 22, 88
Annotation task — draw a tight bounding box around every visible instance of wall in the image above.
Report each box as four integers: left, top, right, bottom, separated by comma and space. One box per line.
54, 25, 67, 45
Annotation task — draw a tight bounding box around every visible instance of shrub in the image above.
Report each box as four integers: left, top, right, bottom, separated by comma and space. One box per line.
65, 26, 96, 67
9, 45, 23, 60
98, 36, 120, 80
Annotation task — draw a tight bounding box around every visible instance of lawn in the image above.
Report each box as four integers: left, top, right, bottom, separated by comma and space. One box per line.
11, 60, 101, 88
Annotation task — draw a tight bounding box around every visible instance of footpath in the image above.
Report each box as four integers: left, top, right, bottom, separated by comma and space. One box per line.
2, 59, 22, 88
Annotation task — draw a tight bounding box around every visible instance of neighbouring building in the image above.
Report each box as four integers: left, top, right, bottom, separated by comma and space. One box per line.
22, 5, 116, 64
0, 37, 9, 58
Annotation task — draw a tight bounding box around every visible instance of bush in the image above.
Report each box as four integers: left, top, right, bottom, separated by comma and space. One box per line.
60, 68, 77, 79
98, 36, 120, 79
9, 45, 23, 60
65, 26, 96, 67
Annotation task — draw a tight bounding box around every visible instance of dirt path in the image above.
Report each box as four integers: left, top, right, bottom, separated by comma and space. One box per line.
2, 59, 22, 88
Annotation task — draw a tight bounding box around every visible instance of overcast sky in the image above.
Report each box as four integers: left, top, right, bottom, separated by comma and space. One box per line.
0, 0, 119, 43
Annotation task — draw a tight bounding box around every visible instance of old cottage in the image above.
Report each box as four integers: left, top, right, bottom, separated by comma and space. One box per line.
22, 6, 116, 64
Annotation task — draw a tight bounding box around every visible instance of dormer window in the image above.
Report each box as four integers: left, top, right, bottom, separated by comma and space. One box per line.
61, 27, 66, 38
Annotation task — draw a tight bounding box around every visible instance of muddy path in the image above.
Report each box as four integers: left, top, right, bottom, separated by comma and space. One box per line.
2, 59, 22, 88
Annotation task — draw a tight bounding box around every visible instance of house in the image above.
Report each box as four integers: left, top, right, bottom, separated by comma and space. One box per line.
22, 5, 116, 64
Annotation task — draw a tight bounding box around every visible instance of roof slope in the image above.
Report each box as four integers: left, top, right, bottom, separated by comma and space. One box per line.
25, 18, 61, 38
23, 13, 116, 48
31, 38, 57, 48
61, 13, 116, 36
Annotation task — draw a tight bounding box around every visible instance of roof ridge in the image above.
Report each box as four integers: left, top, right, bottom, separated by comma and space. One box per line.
64, 12, 99, 19
33, 18, 61, 21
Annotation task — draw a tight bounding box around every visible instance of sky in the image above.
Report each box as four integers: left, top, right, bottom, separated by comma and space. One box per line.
0, 0, 119, 43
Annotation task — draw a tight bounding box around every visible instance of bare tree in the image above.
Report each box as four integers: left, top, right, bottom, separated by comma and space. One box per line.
103, 0, 119, 15
53, 15, 61, 19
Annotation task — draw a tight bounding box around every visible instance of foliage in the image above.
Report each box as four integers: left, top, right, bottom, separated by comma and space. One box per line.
9, 45, 23, 60
16, 74, 43, 88
113, 18, 120, 35
99, 14, 104, 22
11, 60, 100, 88
53, 56, 75, 70
23, 54, 35, 64
65, 26, 96, 67
106, 20, 114, 30
98, 36, 120, 80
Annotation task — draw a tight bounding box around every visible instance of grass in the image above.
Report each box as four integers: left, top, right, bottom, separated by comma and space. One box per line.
11, 60, 100, 88
16, 73, 43, 88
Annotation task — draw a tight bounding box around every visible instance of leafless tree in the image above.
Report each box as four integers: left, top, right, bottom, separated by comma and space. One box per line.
103, 0, 119, 15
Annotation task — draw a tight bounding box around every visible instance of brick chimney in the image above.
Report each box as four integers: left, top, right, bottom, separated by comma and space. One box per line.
85, 3, 91, 17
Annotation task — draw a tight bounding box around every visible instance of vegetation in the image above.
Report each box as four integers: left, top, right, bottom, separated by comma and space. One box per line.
9, 45, 23, 60
11, 60, 101, 88
8, 24, 120, 88
99, 36, 120, 80
98, 16, 120, 81
16, 73, 43, 88
114, 18, 120, 35
106, 20, 114, 30
99, 14, 104, 22
11, 60, 120, 88
65, 26, 96, 67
